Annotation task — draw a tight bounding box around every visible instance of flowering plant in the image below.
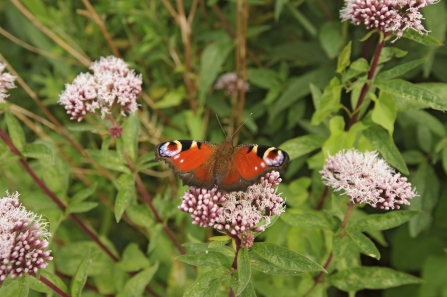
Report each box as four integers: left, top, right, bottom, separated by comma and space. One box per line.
1, 0, 446, 296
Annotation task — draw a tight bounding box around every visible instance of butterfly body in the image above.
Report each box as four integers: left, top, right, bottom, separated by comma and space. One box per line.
155, 138, 289, 192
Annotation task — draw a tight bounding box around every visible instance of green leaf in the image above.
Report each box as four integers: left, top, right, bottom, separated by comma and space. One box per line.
66, 201, 98, 214
5, 112, 25, 152
154, 86, 185, 109
115, 174, 136, 222
274, 0, 288, 20
249, 251, 303, 275
117, 263, 159, 297
319, 21, 342, 59
184, 269, 228, 297
420, 256, 447, 296
374, 79, 447, 111
18, 277, 29, 297
403, 110, 446, 137
122, 114, 140, 162
117, 242, 151, 272
321, 116, 350, 157
199, 40, 233, 106
66, 123, 97, 132
363, 124, 408, 175
39, 271, 69, 294
349, 211, 419, 232
86, 149, 130, 173
250, 243, 325, 274
337, 41, 352, 73
248, 69, 280, 89
209, 235, 231, 242
272, 68, 333, 117
279, 135, 325, 161
23, 143, 53, 162
184, 110, 204, 140
346, 231, 381, 260
371, 92, 397, 135
288, 3, 317, 37
280, 212, 331, 229
376, 59, 425, 80
311, 77, 342, 125
70, 252, 93, 297
409, 163, 440, 237
329, 267, 423, 292
350, 58, 369, 72
177, 251, 231, 268
401, 30, 443, 47
239, 281, 256, 297
233, 248, 251, 295
71, 182, 98, 203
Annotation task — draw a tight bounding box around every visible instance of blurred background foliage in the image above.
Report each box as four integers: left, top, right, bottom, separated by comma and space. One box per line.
1, 0, 447, 296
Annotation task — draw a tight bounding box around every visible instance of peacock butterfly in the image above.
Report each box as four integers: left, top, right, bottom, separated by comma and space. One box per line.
154, 136, 289, 192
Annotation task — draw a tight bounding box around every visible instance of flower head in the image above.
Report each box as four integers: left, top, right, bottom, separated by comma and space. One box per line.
109, 123, 124, 138
58, 56, 142, 121
0, 63, 16, 103
0, 192, 52, 282
320, 149, 417, 210
178, 171, 285, 246
214, 72, 249, 96
340, 0, 440, 41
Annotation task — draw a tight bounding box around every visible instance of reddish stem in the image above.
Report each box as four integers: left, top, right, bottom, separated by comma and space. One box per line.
315, 186, 329, 210
347, 34, 387, 130
0, 128, 118, 262
31, 273, 71, 297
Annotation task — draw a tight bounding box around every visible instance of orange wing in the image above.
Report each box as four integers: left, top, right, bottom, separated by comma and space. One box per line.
155, 140, 217, 189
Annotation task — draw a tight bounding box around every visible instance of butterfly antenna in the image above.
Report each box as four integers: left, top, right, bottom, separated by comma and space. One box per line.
215, 114, 227, 138
231, 113, 253, 139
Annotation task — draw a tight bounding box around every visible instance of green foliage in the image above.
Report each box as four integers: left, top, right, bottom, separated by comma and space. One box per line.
1, 0, 447, 296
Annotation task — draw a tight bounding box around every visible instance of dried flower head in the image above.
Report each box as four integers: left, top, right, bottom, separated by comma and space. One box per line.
109, 123, 124, 139
340, 0, 440, 41
214, 72, 249, 96
0, 192, 52, 282
0, 63, 16, 103
320, 149, 417, 210
58, 56, 142, 121
178, 171, 285, 246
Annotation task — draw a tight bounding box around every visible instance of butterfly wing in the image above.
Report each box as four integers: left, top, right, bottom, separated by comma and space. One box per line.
217, 144, 289, 192
155, 140, 217, 189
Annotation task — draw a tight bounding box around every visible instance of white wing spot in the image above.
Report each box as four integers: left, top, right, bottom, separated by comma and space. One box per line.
180, 159, 184, 163
255, 166, 258, 171
173, 155, 180, 160
261, 162, 266, 168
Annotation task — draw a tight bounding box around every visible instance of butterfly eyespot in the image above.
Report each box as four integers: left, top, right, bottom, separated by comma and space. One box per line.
159, 141, 182, 157
263, 148, 285, 166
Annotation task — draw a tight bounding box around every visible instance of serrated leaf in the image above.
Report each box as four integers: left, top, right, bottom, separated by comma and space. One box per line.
232, 248, 251, 295
70, 252, 93, 297
374, 79, 447, 111
249, 251, 302, 275
376, 59, 425, 80
349, 211, 419, 232
115, 174, 136, 222
117, 263, 159, 297
66, 201, 98, 214
250, 243, 325, 274
122, 114, 140, 162
280, 212, 331, 229
363, 124, 408, 175
402, 30, 443, 47
5, 112, 25, 152
347, 231, 381, 260
184, 269, 227, 297
23, 143, 53, 162
177, 251, 231, 268
71, 182, 98, 203
279, 135, 325, 160
239, 281, 256, 297
329, 267, 423, 292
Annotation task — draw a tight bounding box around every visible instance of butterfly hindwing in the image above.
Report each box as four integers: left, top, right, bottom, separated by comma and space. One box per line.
155, 140, 217, 188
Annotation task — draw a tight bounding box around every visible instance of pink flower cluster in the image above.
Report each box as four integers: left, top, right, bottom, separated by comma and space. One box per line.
214, 72, 249, 96
178, 172, 285, 246
58, 56, 142, 121
340, 0, 440, 41
0, 63, 16, 103
0, 192, 53, 282
320, 149, 417, 210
